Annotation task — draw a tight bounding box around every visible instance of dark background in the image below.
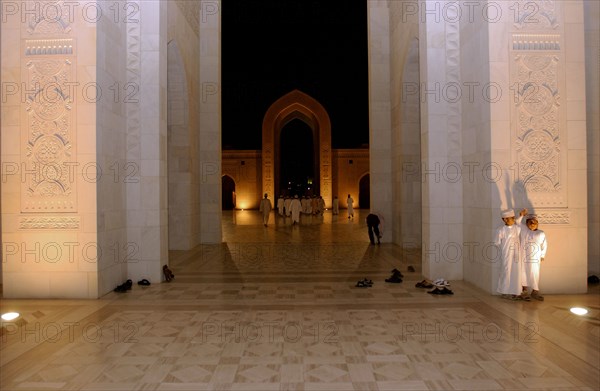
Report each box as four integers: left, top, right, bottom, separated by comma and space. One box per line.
222, 0, 369, 151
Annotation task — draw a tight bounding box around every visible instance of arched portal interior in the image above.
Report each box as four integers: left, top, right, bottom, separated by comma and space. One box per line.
262, 90, 332, 207
279, 118, 315, 196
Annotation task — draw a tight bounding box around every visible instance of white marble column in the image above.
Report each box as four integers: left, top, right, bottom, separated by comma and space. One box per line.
368, 0, 393, 243
199, 0, 222, 243
125, 0, 169, 284
419, 1, 464, 281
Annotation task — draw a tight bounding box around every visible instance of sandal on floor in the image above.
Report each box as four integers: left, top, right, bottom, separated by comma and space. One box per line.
415, 280, 433, 288
355, 280, 370, 288
137, 279, 151, 286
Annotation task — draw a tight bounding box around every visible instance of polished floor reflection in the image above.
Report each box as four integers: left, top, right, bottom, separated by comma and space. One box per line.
1, 210, 599, 390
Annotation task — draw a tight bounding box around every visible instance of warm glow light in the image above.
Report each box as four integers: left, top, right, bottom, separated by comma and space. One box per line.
570, 307, 588, 316
1, 312, 20, 321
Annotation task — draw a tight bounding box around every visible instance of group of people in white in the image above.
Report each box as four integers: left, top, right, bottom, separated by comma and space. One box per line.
258, 193, 356, 226
494, 208, 548, 301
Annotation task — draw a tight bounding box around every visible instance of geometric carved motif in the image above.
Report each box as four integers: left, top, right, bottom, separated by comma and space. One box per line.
22, 57, 76, 212
512, 0, 558, 30
514, 54, 561, 197
25, 0, 73, 35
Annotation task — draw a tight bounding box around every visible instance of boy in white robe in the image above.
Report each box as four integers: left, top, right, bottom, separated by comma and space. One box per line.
520, 214, 547, 301
494, 208, 527, 299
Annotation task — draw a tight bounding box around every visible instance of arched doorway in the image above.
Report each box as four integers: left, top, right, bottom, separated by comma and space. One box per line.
221, 175, 236, 210
359, 174, 370, 210
280, 119, 315, 196
262, 90, 332, 207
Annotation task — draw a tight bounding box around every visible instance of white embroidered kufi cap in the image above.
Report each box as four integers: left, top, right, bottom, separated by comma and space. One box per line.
501, 209, 515, 218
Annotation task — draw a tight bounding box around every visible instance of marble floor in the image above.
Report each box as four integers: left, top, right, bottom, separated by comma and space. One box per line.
1, 210, 599, 391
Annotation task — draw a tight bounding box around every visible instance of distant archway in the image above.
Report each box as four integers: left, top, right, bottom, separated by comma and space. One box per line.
222, 175, 236, 210
359, 173, 370, 209
262, 90, 332, 206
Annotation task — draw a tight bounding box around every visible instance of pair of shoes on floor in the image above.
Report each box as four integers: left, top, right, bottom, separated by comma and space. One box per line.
520, 291, 532, 301
114, 279, 133, 293
385, 269, 403, 283
163, 265, 175, 282
137, 279, 151, 286
356, 278, 373, 288
530, 291, 544, 301
428, 286, 454, 295
415, 279, 433, 288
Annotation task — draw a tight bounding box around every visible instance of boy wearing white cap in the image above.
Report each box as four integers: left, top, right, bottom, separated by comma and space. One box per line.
520, 214, 547, 301
494, 208, 528, 299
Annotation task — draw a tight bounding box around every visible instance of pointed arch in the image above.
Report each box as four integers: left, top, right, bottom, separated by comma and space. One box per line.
262, 90, 332, 206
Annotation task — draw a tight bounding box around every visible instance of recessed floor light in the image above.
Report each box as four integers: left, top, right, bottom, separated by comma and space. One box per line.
1, 312, 20, 321
570, 307, 588, 316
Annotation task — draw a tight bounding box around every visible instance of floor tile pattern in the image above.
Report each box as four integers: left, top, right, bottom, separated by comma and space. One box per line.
1, 210, 598, 390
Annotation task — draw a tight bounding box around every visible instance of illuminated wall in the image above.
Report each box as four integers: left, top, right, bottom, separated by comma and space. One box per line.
222, 149, 369, 210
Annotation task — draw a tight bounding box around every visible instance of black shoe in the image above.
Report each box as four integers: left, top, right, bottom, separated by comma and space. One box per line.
427, 288, 443, 295
385, 276, 402, 283
441, 287, 454, 295
361, 278, 373, 286
137, 279, 151, 286
390, 269, 404, 278
125, 279, 133, 290
356, 280, 370, 288
114, 283, 128, 293
407, 265, 416, 272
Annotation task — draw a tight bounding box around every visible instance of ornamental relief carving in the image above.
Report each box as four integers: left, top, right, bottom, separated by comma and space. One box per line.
513, 54, 561, 196
512, 0, 558, 30
26, 1, 73, 35
23, 58, 76, 212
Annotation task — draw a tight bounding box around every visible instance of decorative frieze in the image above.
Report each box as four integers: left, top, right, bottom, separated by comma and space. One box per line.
25, 39, 74, 56
20, 216, 80, 229
536, 211, 570, 224
512, 34, 560, 51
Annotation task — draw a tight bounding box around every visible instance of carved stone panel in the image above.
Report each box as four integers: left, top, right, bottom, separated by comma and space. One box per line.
511, 35, 566, 208
21, 43, 76, 213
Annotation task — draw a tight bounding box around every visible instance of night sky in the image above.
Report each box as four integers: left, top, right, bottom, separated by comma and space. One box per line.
222, 0, 369, 150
